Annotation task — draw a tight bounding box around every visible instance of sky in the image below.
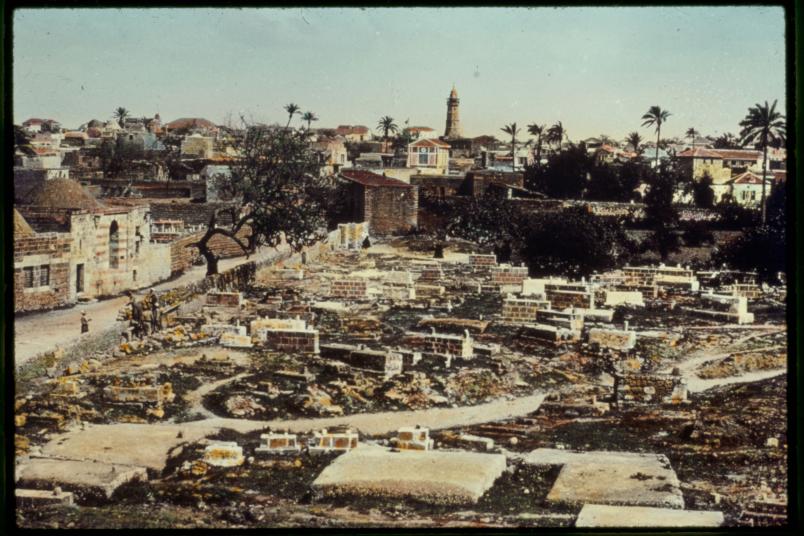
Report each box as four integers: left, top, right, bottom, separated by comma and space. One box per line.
13, 7, 786, 141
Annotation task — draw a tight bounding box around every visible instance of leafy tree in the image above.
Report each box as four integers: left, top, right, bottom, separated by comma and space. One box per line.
585, 161, 643, 202
500, 122, 521, 171
681, 222, 715, 247
713, 132, 740, 149
642, 165, 681, 261
546, 121, 566, 151
193, 120, 331, 275
519, 207, 634, 278
446, 193, 522, 261
692, 172, 715, 208
625, 131, 643, 155
525, 143, 591, 199
738, 99, 786, 223
715, 183, 785, 283
527, 123, 546, 165
284, 103, 301, 127
641, 106, 671, 167
301, 111, 318, 130
114, 107, 130, 128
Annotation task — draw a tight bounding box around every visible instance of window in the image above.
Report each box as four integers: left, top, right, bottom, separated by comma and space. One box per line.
751, 191, 756, 200
109, 220, 120, 269
39, 265, 50, 286
23, 267, 34, 288
419, 152, 429, 165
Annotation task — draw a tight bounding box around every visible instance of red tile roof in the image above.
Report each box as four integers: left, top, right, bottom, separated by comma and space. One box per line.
729, 171, 764, 185
713, 149, 761, 161
340, 169, 413, 188
677, 147, 723, 159
407, 126, 434, 133
336, 125, 370, 135
409, 138, 450, 148
165, 117, 218, 131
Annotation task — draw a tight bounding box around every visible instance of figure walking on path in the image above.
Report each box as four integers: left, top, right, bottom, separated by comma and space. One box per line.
148, 289, 160, 333
129, 293, 145, 340
80, 311, 91, 334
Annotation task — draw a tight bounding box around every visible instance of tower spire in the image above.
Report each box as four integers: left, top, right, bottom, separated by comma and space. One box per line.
445, 85, 461, 138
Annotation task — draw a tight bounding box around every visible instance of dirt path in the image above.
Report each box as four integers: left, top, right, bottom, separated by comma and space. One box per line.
180, 392, 547, 436
685, 368, 786, 393
14, 246, 287, 367
181, 372, 250, 419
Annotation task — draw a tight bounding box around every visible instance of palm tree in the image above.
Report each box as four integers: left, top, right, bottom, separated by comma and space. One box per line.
546, 121, 566, 152
626, 131, 643, 155
377, 116, 398, 150
527, 123, 546, 165
114, 107, 129, 128
599, 134, 617, 147
301, 111, 318, 130
284, 103, 300, 128
501, 122, 521, 172
713, 132, 739, 149
641, 106, 671, 167
739, 99, 786, 223
685, 127, 699, 152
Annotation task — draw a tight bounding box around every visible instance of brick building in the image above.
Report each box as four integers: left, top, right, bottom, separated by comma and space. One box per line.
337, 170, 418, 235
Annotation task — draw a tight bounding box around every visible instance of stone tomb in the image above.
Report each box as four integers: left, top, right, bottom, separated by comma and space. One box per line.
519, 449, 684, 509
575, 504, 724, 528
312, 444, 507, 504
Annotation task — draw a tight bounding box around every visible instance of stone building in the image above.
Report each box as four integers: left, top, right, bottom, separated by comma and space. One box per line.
406, 138, 451, 175
337, 169, 418, 235
15, 179, 170, 311
444, 86, 462, 139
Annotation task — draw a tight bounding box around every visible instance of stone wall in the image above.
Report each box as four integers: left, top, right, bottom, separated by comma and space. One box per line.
261, 329, 320, 354
545, 289, 594, 310
14, 233, 73, 313
362, 184, 418, 235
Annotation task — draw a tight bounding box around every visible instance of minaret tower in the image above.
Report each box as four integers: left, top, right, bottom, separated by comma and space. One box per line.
444, 85, 462, 139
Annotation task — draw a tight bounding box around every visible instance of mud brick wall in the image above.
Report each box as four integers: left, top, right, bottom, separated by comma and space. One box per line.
16, 206, 74, 233
206, 291, 242, 307
262, 329, 319, 354
468, 254, 497, 268
545, 289, 593, 309
169, 233, 202, 275
148, 201, 237, 227
491, 266, 529, 286
619, 374, 680, 403
14, 233, 73, 313
362, 184, 418, 235
501, 298, 546, 322
404, 332, 470, 357
330, 279, 368, 299
418, 266, 444, 282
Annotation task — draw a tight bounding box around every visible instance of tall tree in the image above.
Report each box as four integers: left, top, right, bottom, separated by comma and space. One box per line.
114, 107, 130, 128
301, 111, 319, 130
685, 127, 699, 152
643, 165, 681, 261
641, 106, 671, 168
192, 122, 331, 276
546, 121, 566, 152
377, 116, 398, 150
738, 99, 786, 223
625, 131, 643, 155
284, 103, 301, 128
527, 123, 546, 165
501, 122, 521, 171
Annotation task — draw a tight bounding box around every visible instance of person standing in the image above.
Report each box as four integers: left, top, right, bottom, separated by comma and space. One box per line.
148, 289, 160, 333
80, 311, 91, 334
130, 294, 145, 340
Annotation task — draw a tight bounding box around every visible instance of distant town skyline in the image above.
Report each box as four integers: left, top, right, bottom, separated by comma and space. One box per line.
14, 7, 786, 140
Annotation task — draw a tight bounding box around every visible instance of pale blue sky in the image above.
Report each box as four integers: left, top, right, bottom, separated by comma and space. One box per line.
14, 7, 786, 140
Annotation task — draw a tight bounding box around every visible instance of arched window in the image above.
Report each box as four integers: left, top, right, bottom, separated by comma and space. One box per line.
109, 220, 120, 269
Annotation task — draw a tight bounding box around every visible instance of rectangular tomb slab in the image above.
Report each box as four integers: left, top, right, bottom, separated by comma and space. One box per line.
16, 458, 148, 499
312, 445, 506, 504
575, 504, 724, 527
16, 488, 75, 507
519, 449, 684, 509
